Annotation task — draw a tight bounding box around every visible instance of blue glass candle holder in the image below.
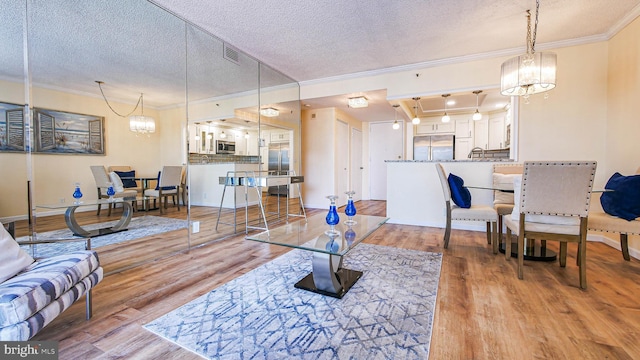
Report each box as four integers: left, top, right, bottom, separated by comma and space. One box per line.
106, 183, 116, 201
72, 183, 83, 204
325, 195, 340, 237
344, 190, 357, 225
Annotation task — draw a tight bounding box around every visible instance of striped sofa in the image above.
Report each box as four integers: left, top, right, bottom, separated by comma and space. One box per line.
0, 249, 103, 340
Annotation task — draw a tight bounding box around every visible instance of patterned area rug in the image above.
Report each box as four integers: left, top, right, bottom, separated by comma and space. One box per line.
17, 216, 187, 258
144, 243, 442, 359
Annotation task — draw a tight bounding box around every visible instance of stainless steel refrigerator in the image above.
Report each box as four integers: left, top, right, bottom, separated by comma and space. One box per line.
268, 142, 290, 195
413, 135, 455, 160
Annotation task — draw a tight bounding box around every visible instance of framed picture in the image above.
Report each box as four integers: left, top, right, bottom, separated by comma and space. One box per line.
0, 101, 26, 152
33, 108, 105, 155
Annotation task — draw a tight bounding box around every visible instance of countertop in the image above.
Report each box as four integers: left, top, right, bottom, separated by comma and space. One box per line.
385, 159, 514, 163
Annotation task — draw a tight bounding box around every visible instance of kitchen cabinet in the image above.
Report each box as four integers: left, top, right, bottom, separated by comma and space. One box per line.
455, 137, 473, 160
455, 118, 472, 138
416, 120, 455, 134
474, 119, 489, 150
489, 114, 506, 149
270, 130, 289, 142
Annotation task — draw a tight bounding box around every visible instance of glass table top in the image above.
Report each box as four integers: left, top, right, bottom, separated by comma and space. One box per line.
246, 213, 389, 256
37, 196, 143, 209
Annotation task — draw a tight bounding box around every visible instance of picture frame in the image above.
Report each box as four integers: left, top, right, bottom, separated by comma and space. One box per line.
33, 108, 105, 155
0, 101, 27, 152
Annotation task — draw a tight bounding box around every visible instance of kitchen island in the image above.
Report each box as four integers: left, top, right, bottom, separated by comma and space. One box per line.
386, 160, 516, 231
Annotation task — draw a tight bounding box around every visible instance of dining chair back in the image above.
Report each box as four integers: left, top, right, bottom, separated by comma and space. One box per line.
504, 161, 597, 289
436, 163, 498, 252
90, 165, 138, 215
143, 166, 183, 214
492, 164, 523, 256
587, 166, 640, 261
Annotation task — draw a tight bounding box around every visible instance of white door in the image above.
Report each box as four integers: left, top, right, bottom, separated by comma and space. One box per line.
336, 120, 349, 206
370, 121, 403, 200
351, 128, 363, 201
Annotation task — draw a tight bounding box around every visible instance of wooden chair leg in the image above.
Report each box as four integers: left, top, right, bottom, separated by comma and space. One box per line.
621, 234, 630, 261
505, 227, 512, 260
492, 221, 498, 254
486, 222, 491, 244
559, 242, 567, 267
517, 227, 525, 279
443, 204, 452, 249
579, 238, 587, 290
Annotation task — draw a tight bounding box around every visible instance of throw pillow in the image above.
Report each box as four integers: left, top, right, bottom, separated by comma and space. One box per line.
492, 173, 518, 205
114, 170, 137, 188
447, 173, 471, 208
601, 172, 640, 221
155, 171, 176, 191
109, 172, 125, 193
511, 175, 579, 226
0, 221, 35, 283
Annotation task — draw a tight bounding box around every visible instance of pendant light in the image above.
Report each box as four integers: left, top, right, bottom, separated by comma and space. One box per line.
441, 94, 451, 123
500, 0, 556, 99
472, 90, 483, 121
411, 97, 421, 125
392, 104, 400, 130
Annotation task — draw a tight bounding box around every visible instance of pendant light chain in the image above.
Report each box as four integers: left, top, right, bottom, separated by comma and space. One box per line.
96, 81, 142, 118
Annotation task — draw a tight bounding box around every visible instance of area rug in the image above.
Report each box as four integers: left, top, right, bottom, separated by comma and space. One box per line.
17, 216, 187, 258
144, 243, 442, 359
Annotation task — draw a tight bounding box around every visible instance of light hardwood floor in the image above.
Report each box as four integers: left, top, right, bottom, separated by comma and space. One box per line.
26, 200, 640, 359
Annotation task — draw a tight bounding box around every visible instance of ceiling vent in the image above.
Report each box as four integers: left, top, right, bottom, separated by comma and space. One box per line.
223, 43, 240, 65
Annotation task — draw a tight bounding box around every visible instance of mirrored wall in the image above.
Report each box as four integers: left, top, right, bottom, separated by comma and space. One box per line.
0, 0, 301, 273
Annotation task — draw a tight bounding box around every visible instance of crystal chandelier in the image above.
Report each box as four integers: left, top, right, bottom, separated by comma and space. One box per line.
500, 0, 556, 99
96, 81, 156, 135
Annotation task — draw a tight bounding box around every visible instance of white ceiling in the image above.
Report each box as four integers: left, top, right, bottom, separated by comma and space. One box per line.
2, 1, 640, 123
150, 0, 640, 121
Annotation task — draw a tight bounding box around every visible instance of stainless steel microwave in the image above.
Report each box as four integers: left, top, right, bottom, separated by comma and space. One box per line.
216, 140, 236, 154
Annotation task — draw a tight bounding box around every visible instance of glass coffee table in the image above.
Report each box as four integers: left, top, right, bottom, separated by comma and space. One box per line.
37, 197, 139, 237
246, 213, 389, 298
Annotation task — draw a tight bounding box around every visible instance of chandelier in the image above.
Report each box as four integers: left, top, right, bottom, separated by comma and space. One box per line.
500, 0, 556, 99
96, 81, 156, 135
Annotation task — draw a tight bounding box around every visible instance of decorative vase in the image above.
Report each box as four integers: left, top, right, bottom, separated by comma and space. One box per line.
344, 226, 356, 246
106, 183, 116, 201
344, 190, 357, 225
325, 195, 340, 237
72, 183, 83, 204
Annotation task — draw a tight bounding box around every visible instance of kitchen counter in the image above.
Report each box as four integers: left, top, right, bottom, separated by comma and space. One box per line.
385, 158, 513, 163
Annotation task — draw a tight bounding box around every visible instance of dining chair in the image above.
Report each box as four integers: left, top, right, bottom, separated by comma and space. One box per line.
504, 161, 597, 290
587, 167, 640, 261
90, 166, 138, 215
492, 164, 524, 257
180, 167, 188, 207
435, 163, 498, 252
144, 166, 183, 214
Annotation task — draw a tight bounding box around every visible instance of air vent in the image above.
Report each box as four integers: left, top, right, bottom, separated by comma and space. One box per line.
223, 43, 240, 65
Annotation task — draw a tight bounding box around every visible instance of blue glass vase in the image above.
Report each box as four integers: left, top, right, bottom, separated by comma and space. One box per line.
72, 183, 83, 204
106, 183, 116, 201
344, 191, 357, 225
345, 226, 356, 246
325, 195, 340, 236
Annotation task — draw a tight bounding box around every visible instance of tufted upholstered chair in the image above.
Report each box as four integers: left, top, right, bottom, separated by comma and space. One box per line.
435, 163, 498, 252
587, 167, 640, 261
144, 166, 183, 214
492, 163, 524, 254
90, 165, 138, 216
504, 161, 597, 290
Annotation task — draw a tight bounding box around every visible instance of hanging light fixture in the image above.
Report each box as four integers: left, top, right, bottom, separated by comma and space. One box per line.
412, 97, 421, 125
472, 90, 483, 121
392, 104, 400, 130
260, 107, 279, 117
220, 131, 226, 139
244, 131, 250, 139
96, 81, 156, 135
500, 0, 556, 99
348, 96, 368, 108
441, 94, 451, 123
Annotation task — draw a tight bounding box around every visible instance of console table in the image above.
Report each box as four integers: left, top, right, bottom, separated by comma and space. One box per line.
246, 212, 389, 298
37, 197, 136, 237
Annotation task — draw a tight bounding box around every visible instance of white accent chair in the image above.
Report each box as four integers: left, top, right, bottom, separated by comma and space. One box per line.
587, 167, 640, 261
504, 161, 597, 290
144, 166, 183, 214
435, 163, 498, 252
492, 164, 524, 256
90, 165, 137, 216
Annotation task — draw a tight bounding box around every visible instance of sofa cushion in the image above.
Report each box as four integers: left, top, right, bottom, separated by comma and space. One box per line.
448, 173, 471, 208
600, 172, 640, 221
0, 222, 34, 283
0, 250, 100, 327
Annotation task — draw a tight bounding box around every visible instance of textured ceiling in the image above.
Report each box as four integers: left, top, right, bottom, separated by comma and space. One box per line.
151, 0, 640, 81
1, 0, 639, 123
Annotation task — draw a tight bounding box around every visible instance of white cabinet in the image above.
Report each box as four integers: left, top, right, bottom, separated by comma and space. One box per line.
455, 137, 473, 160
455, 118, 472, 138
474, 119, 489, 150
489, 114, 506, 149
416, 120, 455, 134
270, 131, 289, 142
